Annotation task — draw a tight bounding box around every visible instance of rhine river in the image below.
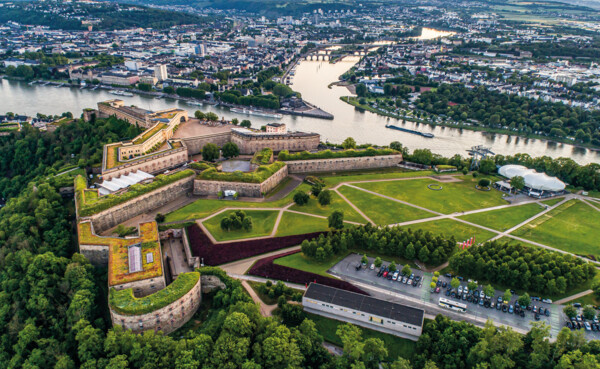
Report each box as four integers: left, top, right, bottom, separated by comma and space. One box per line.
1, 56, 599, 165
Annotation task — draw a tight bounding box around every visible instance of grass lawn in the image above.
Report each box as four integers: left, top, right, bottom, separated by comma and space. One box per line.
458, 203, 546, 231
274, 251, 350, 277
400, 219, 497, 243
511, 200, 600, 258
305, 312, 416, 360
202, 210, 279, 241
321, 169, 435, 188
338, 185, 435, 225
165, 183, 311, 222
541, 197, 564, 206
564, 292, 600, 307
289, 192, 367, 224
274, 211, 332, 237
353, 177, 507, 214
495, 236, 541, 248
246, 281, 278, 305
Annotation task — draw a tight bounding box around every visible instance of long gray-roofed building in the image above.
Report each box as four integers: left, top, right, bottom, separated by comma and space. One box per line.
302, 283, 424, 340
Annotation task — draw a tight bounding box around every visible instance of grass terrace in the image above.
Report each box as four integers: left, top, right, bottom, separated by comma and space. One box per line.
133, 122, 167, 145
274, 212, 333, 237
109, 272, 199, 315
278, 147, 399, 161
197, 161, 285, 184
321, 169, 435, 187
458, 203, 546, 231
251, 148, 273, 165
353, 177, 506, 214
289, 192, 368, 224
400, 219, 497, 244
76, 170, 195, 217
512, 200, 600, 258
202, 210, 279, 241
338, 185, 434, 225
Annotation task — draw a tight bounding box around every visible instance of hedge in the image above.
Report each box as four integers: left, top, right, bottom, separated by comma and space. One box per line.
186, 223, 327, 265
76, 169, 195, 217
278, 147, 399, 161
248, 250, 368, 295
108, 271, 199, 315
196, 161, 285, 184
251, 148, 273, 165
190, 162, 214, 171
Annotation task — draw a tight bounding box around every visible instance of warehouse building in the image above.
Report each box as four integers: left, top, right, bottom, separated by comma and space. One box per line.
302, 283, 424, 340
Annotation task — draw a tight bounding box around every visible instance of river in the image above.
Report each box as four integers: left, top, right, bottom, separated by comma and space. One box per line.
1, 57, 599, 165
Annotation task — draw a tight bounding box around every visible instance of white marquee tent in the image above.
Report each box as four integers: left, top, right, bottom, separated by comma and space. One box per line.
498, 165, 566, 192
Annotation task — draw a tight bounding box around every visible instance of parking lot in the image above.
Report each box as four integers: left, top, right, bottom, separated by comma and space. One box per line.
329, 253, 564, 338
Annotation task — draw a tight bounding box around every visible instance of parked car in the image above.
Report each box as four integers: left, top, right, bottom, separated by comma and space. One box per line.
479, 299, 485, 306
435, 287, 440, 293
415, 275, 422, 282
538, 307, 544, 316
496, 303, 502, 310
585, 322, 592, 331
458, 286, 463, 294
520, 311, 525, 317
446, 289, 451, 296
509, 305, 514, 314
442, 281, 447, 288
490, 302, 495, 309
567, 322, 573, 329
480, 291, 485, 299
542, 298, 553, 304
497, 296, 503, 304
464, 286, 469, 294
535, 314, 540, 321
533, 306, 538, 314
502, 305, 507, 313
370, 263, 375, 270
355, 263, 362, 271
392, 271, 399, 281
402, 276, 408, 284
445, 273, 452, 278
383, 270, 389, 278
412, 280, 418, 287
573, 303, 582, 308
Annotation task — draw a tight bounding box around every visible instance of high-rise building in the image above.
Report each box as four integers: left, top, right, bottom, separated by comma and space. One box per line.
154, 64, 168, 81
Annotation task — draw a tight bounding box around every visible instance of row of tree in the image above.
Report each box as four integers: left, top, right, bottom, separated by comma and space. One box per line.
301, 224, 457, 266
449, 240, 596, 295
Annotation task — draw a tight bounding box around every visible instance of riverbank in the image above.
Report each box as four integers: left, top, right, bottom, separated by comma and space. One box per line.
340, 96, 600, 153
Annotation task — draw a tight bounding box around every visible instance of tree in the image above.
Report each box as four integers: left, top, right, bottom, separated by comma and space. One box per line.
155, 213, 165, 223
222, 142, 240, 158
374, 257, 382, 268
202, 143, 219, 161
430, 282, 436, 289
484, 284, 495, 298
362, 338, 387, 368
583, 305, 596, 320
206, 112, 219, 121
503, 289, 512, 303
478, 159, 496, 174
361, 254, 369, 265
511, 175, 525, 192
451, 277, 460, 289
478, 178, 491, 187
468, 280, 477, 291
342, 137, 357, 149
293, 191, 309, 205
518, 293, 531, 308
356, 83, 367, 97
241, 120, 252, 128
114, 224, 136, 237
318, 189, 332, 206
311, 184, 323, 197
389, 261, 397, 273
402, 265, 412, 276
231, 118, 239, 125
194, 110, 206, 120
563, 305, 577, 319
328, 210, 344, 229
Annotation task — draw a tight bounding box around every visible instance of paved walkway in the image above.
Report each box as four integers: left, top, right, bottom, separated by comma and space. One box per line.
240, 280, 277, 317
554, 290, 594, 305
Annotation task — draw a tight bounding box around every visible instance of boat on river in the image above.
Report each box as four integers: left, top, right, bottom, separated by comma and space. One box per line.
230, 107, 283, 119
109, 90, 134, 97
385, 124, 434, 138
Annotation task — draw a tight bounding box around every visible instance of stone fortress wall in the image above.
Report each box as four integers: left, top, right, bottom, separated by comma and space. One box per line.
98, 99, 151, 128
112, 274, 167, 298
102, 145, 188, 181
285, 154, 404, 174
193, 164, 289, 197
179, 131, 232, 156
231, 129, 320, 155
86, 174, 195, 234
109, 274, 202, 335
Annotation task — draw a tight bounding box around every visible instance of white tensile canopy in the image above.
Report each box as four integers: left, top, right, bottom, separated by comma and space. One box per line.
498, 165, 566, 192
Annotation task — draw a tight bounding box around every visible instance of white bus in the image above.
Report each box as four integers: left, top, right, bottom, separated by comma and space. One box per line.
439, 298, 467, 313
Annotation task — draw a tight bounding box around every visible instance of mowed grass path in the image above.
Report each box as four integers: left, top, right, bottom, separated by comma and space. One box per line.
274, 252, 349, 277
321, 170, 435, 187
512, 200, 600, 257
458, 203, 546, 231
338, 185, 434, 225
202, 210, 279, 241
400, 219, 497, 243
354, 177, 507, 214
289, 192, 367, 224
274, 212, 331, 237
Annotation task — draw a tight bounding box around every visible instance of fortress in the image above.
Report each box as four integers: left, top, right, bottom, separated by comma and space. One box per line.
76, 100, 403, 336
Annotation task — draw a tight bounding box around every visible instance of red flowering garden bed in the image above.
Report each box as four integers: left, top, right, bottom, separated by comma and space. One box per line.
186, 223, 327, 265
248, 250, 368, 295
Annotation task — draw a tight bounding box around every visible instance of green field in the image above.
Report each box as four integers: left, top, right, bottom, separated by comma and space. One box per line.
353, 177, 507, 214
512, 200, 600, 257
274, 251, 348, 276
274, 211, 331, 237
338, 185, 434, 225
289, 192, 367, 224
202, 210, 279, 241
400, 219, 497, 244
165, 183, 311, 222
458, 203, 545, 231
321, 170, 435, 187
306, 313, 416, 361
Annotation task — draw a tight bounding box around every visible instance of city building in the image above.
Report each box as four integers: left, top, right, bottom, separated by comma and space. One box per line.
155, 64, 168, 81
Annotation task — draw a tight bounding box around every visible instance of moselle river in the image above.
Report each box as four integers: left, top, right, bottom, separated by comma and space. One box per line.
1, 56, 599, 165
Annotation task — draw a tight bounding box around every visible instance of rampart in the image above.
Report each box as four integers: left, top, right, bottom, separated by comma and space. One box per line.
231, 129, 320, 154
193, 164, 288, 197
109, 273, 202, 335
179, 131, 232, 156
102, 144, 188, 181
285, 154, 403, 173
87, 174, 195, 233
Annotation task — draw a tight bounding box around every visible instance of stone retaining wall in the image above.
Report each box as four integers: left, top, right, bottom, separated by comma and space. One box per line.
180, 131, 232, 156
110, 275, 202, 335
285, 154, 403, 174
87, 175, 195, 233
193, 164, 288, 197
102, 145, 188, 181
232, 131, 319, 155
